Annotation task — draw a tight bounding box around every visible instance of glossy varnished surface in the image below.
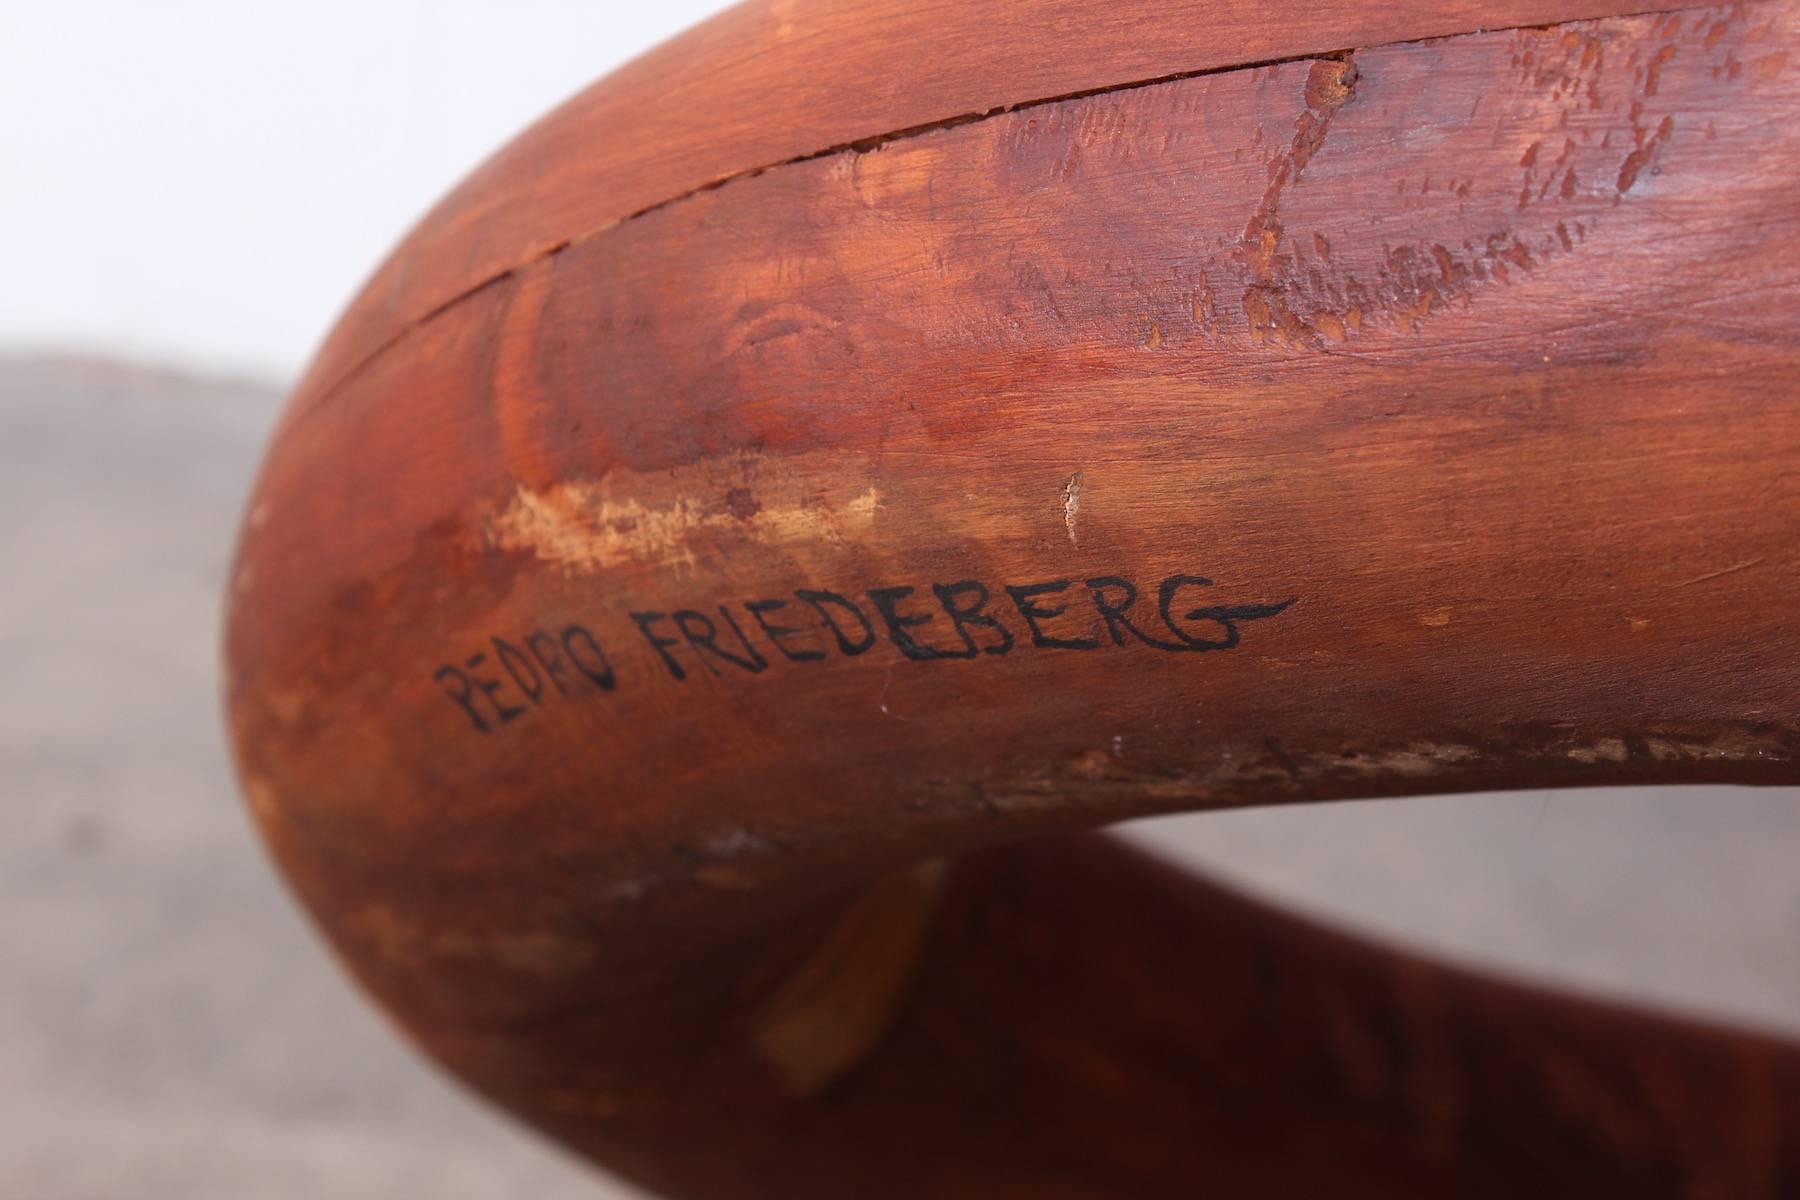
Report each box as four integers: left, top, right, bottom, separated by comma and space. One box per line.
229, 1, 1800, 1194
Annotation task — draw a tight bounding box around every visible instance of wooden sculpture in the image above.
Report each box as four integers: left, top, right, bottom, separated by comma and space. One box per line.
225, 0, 1800, 1193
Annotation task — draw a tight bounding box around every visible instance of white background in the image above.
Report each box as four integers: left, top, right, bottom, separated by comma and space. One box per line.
1, 1, 728, 380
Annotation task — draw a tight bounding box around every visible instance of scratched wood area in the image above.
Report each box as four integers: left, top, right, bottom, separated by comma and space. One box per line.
229, 1, 1800, 1195
289, 0, 1718, 411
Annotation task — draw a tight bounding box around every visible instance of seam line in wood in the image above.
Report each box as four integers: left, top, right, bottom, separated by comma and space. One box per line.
294, 0, 1736, 427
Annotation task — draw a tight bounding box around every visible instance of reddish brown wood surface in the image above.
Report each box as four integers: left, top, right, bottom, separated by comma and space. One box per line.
290, 0, 1728, 418
229, 1, 1800, 1194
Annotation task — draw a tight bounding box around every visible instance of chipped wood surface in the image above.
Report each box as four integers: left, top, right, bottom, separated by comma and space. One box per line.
229, 1, 1800, 1195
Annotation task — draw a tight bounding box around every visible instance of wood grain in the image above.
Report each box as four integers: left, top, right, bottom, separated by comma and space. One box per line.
289, 0, 1725, 421
228, 1, 1800, 1194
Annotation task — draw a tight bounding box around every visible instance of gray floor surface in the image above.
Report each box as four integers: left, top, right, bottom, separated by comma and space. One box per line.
4, 354, 1796, 1197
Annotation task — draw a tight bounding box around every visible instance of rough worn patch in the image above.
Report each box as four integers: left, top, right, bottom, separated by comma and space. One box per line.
486, 453, 883, 575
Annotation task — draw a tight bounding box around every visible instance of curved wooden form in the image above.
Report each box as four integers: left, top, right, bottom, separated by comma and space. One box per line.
227, 0, 1800, 1194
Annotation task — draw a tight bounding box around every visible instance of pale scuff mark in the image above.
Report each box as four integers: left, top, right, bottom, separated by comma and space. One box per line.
693, 826, 780, 890
770, 0, 799, 40
1566, 736, 1630, 764
242, 775, 279, 821
1062, 470, 1084, 546
1070, 748, 1112, 780
703, 828, 775, 859
489, 474, 882, 575
493, 487, 709, 572
752, 860, 946, 1096
1641, 730, 1787, 764
1419, 607, 1453, 627
351, 904, 595, 975
844, 486, 883, 521
1335, 742, 1481, 777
